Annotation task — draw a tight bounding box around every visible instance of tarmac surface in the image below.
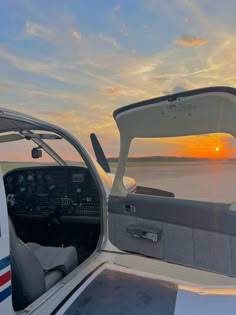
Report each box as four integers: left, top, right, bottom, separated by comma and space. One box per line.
123, 161, 236, 203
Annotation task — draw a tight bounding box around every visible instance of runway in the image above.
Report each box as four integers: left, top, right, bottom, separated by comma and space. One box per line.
123, 161, 236, 203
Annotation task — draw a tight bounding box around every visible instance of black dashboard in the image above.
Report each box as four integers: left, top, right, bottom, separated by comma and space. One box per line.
4, 166, 100, 223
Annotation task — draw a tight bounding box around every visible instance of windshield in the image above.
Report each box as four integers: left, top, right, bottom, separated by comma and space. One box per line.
124, 133, 236, 203
0, 130, 84, 172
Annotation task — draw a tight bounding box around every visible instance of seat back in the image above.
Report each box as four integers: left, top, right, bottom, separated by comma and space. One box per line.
9, 219, 46, 310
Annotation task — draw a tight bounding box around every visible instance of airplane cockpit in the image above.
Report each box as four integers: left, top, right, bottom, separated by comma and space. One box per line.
0, 113, 105, 311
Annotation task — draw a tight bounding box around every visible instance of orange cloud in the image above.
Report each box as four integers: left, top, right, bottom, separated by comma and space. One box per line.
173, 133, 236, 159
173, 35, 208, 46
183, 16, 190, 22
72, 31, 81, 40
37, 111, 79, 122
104, 87, 124, 95
129, 134, 236, 159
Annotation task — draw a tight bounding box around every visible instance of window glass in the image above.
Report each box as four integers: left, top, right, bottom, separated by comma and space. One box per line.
0, 131, 84, 173
124, 133, 236, 203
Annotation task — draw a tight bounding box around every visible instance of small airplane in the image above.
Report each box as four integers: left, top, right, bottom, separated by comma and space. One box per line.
0, 86, 236, 314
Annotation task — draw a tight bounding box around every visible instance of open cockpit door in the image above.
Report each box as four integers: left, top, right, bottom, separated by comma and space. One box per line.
108, 86, 236, 277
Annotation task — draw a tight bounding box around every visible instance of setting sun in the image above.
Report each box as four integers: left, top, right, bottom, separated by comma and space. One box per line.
215, 147, 220, 152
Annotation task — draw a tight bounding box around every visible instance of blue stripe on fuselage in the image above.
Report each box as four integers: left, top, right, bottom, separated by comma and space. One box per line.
0, 256, 10, 271
0, 286, 11, 303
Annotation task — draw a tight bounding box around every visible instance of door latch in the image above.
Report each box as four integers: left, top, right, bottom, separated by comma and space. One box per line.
124, 204, 136, 213
127, 225, 162, 243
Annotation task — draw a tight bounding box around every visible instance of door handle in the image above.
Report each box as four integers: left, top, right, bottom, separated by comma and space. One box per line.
127, 225, 162, 243
124, 204, 136, 213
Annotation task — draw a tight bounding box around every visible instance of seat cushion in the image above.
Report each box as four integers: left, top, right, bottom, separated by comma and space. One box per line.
9, 219, 46, 311
27, 242, 78, 275
45, 270, 64, 290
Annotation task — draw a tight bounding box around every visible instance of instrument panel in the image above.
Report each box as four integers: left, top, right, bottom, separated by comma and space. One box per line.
4, 166, 100, 222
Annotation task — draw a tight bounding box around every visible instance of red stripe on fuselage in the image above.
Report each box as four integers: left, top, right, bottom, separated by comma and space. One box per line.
0, 270, 11, 286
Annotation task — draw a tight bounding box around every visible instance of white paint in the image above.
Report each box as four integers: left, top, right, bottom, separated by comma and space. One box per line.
0, 168, 14, 315
54, 262, 236, 315
111, 88, 236, 196
55, 263, 110, 315
175, 288, 236, 315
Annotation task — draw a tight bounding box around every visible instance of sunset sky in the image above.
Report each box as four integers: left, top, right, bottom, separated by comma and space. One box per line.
0, 0, 236, 159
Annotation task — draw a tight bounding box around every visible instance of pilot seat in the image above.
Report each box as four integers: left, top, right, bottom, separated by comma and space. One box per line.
9, 218, 78, 310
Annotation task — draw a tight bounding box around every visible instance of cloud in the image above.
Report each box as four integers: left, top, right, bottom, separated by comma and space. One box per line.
173, 35, 208, 46
72, 31, 81, 40
143, 24, 150, 31
29, 89, 86, 106
0, 1, 235, 158
98, 33, 119, 49
37, 111, 81, 123
131, 49, 137, 55
0, 49, 67, 82
173, 133, 236, 158
104, 87, 125, 96
114, 5, 120, 12
37, 111, 71, 119
1, 19, 236, 147
25, 21, 53, 41
183, 16, 190, 22
120, 23, 128, 36
127, 58, 159, 75
150, 76, 169, 83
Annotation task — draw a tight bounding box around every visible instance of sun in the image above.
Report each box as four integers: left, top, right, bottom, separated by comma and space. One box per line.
215, 147, 220, 152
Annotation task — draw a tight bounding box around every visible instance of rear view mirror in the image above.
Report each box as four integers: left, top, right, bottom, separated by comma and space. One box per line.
32, 147, 42, 159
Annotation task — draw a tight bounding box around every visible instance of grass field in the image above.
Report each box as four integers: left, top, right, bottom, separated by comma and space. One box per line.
0, 161, 86, 171
109, 160, 236, 168
0, 163, 52, 171
1, 160, 235, 172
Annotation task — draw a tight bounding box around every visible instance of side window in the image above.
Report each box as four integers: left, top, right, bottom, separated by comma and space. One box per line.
124, 133, 236, 203
43, 138, 85, 166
